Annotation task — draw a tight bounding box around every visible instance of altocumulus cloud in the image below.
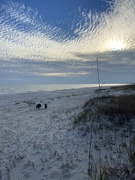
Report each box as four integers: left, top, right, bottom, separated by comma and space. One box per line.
0, 0, 135, 84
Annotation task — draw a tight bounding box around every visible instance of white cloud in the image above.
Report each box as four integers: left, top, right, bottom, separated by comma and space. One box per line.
37, 71, 89, 77
0, 0, 135, 83
1, 0, 135, 62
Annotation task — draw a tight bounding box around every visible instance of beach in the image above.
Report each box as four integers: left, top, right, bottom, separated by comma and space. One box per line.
0, 86, 135, 179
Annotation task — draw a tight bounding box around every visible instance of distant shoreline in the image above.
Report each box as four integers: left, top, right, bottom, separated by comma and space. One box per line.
0, 83, 127, 95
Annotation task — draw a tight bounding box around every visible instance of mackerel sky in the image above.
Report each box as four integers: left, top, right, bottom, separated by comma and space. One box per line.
0, 0, 135, 84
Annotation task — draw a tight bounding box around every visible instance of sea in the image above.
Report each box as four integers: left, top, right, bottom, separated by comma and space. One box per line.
0, 84, 121, 95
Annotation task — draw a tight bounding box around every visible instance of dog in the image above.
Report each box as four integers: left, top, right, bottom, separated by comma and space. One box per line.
36, 104, 41, 109
44, 104, 47, 109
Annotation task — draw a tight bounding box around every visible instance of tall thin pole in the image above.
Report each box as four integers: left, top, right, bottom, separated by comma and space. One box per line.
96, 57, 100, 89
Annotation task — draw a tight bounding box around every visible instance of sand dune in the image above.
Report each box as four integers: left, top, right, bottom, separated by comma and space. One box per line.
0, 86, 135, 179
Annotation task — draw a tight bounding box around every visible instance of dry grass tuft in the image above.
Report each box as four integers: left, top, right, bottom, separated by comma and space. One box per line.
74, 94, 135, 125
98, 94, 135, 116
111, 84, 135, 91
96, 94, 135, 125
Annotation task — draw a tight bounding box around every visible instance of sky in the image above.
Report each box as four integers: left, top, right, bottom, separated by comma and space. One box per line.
0, 0, 135, 85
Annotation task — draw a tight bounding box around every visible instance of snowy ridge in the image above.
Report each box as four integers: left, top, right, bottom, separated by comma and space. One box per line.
0, 86, 135, 179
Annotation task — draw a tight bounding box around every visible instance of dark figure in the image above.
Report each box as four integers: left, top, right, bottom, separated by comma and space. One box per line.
44, 104, 47, 109
36, 104, 41, 109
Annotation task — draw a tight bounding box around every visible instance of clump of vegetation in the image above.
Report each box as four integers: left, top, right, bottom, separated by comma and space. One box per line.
97, 94, 135, 125
74, 94, 135, 125
102, 166, 132, 180
73, 98, 97, 124
98, 94, 135, 115
74, 109, 89, 124
23, 100, 36, 106
129, 137, 135, 166
111, 84, 135, 91
74, 85, 135, 179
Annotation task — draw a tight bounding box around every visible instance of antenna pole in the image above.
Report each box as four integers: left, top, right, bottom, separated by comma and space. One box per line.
96, 57, 100, 89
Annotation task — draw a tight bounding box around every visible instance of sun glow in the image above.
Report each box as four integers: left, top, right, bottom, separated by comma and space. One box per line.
107, 40, 125, 51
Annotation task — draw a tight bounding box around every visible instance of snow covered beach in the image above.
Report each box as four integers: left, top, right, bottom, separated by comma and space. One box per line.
0, 85, 135, 180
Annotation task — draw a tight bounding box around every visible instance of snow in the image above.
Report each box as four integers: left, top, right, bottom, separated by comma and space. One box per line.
0, 87, 135, 179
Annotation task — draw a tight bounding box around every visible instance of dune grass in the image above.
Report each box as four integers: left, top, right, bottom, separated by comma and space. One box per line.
110, 84, 135, 91
97, 94, 135, 124
73, 84, 135, 179
74, 93, 135, 125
